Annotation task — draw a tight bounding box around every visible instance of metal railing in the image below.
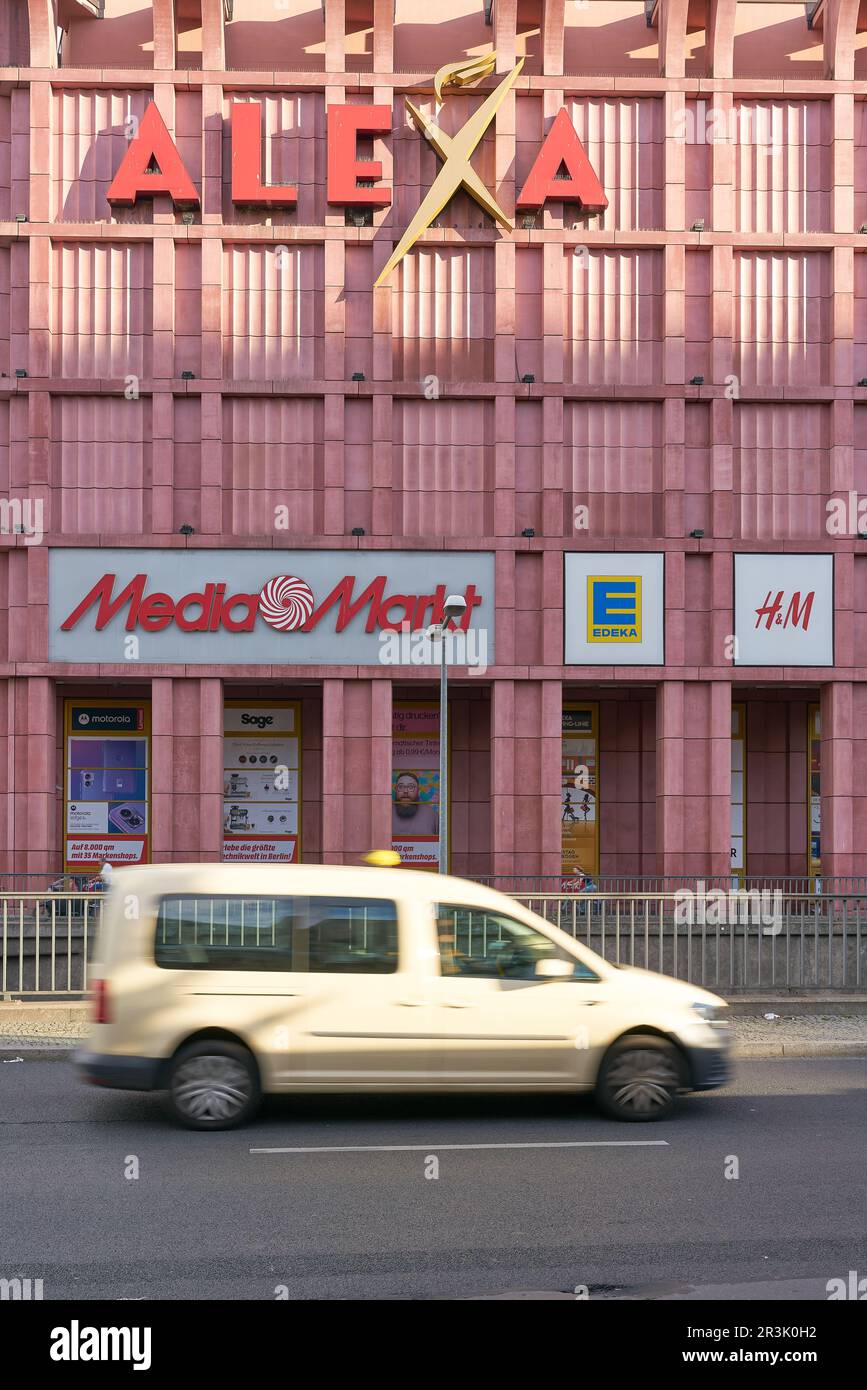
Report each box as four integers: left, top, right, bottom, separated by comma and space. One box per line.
515, 892, 865, 993
1, 894, 105, 998
0, 889, 865, 997
481, 875, 867, 896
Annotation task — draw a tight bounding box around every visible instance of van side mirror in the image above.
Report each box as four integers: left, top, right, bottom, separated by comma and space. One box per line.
534, 957, 575, 979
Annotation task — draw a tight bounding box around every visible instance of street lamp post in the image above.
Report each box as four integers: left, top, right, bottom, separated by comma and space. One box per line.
434, 594, 467, 874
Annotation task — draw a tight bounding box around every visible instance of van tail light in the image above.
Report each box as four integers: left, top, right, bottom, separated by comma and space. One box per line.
91, 979, 111, 1025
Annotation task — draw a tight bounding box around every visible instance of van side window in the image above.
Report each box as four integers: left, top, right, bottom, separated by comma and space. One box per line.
154, 895, 398, 973
434, 905, 598, 981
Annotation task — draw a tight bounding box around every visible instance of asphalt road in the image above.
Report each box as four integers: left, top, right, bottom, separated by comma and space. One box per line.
1, 1058, 865, 1300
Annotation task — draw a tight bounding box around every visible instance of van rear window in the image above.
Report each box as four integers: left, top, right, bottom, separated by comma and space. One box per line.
154, 896, 398, 973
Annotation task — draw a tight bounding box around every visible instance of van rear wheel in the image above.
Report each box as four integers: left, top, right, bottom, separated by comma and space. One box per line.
166, 1041, 261, 1131
595, 1035, 683, 1122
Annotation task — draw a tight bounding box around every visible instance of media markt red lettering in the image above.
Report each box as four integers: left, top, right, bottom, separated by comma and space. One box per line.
754, 590, 815, 632
60, 573, 483, 636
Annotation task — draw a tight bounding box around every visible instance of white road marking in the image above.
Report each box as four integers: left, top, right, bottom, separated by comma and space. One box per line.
251, 1139, 670, 1154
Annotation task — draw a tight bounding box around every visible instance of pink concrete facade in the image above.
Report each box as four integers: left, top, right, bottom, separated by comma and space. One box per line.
2, 0, 867, 879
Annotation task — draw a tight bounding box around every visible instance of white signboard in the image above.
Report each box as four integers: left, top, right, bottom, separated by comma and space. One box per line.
564, 553, 665, 665
49, 550, 494, 666
734, 555, 833, 666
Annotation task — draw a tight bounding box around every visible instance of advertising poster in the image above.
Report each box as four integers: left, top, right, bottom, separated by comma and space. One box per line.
561, 705, 598, 877
731, 704, 745, 880
392, 702, 441, 871
223, 702, 301, 862
808, 704, 821, 876
64, 702, 150, 869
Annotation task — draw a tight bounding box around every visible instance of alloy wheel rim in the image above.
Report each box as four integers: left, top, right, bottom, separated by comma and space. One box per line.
606, 1048, 679, 1114
173, 1055, 250, 1121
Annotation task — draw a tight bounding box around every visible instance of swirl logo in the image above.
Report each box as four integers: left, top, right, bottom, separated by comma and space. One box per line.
258, 575, 315, 633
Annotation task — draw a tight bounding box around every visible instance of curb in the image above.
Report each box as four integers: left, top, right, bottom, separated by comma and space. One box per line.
0, 1046, 82, 1061
734, 1040, 867, 1058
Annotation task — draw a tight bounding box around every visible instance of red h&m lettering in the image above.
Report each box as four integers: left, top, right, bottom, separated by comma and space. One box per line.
754, 590, 815, 631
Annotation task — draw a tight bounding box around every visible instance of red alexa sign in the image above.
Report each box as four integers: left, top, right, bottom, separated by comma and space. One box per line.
107, 100, 606, 213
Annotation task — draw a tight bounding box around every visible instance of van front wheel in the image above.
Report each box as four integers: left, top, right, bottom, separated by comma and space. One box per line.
166, 1041, 261, 1131
595, 1036, 683, 1122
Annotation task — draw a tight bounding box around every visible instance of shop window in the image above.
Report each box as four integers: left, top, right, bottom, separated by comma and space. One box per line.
64, 700, 151, 871
731, 703, 745, 884
392, 701, 441, 871
808, 704, 820, 880
561, 704, 598, 878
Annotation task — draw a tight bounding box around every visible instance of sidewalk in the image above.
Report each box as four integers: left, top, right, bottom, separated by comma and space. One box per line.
1, 999, 866, 1060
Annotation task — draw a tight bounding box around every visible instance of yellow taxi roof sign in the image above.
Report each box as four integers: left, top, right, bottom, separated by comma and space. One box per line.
363, 850, 402, 867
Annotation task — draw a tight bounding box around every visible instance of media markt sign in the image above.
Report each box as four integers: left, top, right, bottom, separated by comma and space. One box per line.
49, 550, 495, 665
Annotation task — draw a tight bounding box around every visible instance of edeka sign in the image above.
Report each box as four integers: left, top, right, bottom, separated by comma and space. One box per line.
564, 553, 664, 666
106, 53, 606, 284
48, 550, 495, 666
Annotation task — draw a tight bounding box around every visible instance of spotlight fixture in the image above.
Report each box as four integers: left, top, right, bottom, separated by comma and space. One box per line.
521, 527, 535, 539
14, 368, 27, 378
689, 375, 704, 385
181, 211, 195, 225
351, 371, 365, 382
521, 373, 535, 384
179, 523, 195, 536
522, 213, 536, 230
689, 529, 705, 539
351, 526, 365, 537
15, 214, 27, 223
181, 370, 195, 380
860, 224, 867, 234
691, 219, 705, 232
859, 378, 867, 387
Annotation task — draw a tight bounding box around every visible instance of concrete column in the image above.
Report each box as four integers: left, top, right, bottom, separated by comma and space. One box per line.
3, 677, 55, 877
490, 678, 561, 878
26, 0, 58, 69
494, 0, 518, 72
373, 0, 394, 71
152, 678, 223, 862
201, 0, 226, 70
656, 680, 731, 877
321, 678, 391, 864
324, 0, 346, 74
152, 0, 177, 70
541, 0, 565, 76
820, 681, 855, 877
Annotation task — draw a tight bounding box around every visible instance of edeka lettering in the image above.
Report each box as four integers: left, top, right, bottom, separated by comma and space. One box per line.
60, 573, 484, 637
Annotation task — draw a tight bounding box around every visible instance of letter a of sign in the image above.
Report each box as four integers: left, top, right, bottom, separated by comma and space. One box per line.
107, 102, 200, 208
516, 109, 607, 210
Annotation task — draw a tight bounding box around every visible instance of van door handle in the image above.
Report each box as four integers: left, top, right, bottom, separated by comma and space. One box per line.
397, 998, 430, 1008
443, 999, 475, 1008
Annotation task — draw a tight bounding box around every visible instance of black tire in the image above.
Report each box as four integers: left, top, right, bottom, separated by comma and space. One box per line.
595, 1034, 684, 1122
165, 1040, 261, 1131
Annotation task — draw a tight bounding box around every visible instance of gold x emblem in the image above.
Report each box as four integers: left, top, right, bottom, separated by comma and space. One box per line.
374, 52, 523, 288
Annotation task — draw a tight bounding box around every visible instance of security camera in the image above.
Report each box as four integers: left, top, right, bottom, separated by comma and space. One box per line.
443, 593, 467, 623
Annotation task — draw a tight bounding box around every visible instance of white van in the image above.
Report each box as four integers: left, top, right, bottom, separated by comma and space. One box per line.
75, 863, 732, 1130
